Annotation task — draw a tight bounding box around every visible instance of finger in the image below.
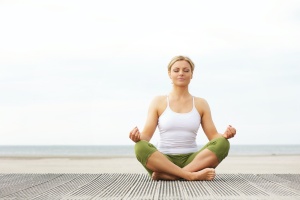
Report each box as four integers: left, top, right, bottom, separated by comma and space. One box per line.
230, 129, 235, 138
228, 125, 236, 132
225, 129, 233, 139
227, 131, 233, 138
230, 126, 236, 132
129, 132, 136, 140
136, 134, 141, 142
136, 134, 141, 140
132, 131, 138, 138
232, 130, 236, 137
229, 126, 235, 132
130, 127, 136, 134
133, 130, 140, 141
233, 128, 237, 134
131, 134, 138, 142
129, 131, 133, 139
134, 128, 139, 135
129, 127, 138, 139
131, 127, 139, 134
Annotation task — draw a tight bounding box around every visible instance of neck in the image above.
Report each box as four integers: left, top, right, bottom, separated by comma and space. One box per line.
170, 86, 190, 99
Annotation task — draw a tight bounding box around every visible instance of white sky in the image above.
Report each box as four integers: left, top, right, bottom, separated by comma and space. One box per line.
0, 0, 299, 145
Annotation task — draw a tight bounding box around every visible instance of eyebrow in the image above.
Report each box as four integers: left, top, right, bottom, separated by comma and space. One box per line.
173, 67, 190, 69
173, 66, 190, 68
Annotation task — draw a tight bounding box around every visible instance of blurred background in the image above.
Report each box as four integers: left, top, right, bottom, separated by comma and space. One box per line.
0, 0, 299, 148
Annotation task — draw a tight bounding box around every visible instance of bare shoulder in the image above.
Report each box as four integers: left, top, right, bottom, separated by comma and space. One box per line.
151, 95, 167, 102
194, 96, 209, 106
150, 95, 167, 116
194, 96, 210, 115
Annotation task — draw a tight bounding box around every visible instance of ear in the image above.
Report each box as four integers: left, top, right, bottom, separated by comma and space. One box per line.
168, 70, 171, 79
191, 73, 193, 79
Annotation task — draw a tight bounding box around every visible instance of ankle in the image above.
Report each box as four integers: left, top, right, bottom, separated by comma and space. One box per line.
186, 172, 195, 181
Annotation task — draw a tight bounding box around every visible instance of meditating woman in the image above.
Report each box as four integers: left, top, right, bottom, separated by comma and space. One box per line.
129, 55, 236, 181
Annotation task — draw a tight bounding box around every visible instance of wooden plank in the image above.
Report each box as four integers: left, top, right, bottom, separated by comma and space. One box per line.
0, 174, 299, 200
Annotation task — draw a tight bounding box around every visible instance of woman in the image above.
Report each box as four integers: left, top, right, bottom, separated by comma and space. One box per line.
129, 55, 236, 181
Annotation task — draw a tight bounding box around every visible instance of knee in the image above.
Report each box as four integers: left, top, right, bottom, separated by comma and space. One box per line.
134, 140, 155, 157
218, 137, 230, 152
134, 140, 148, 156
213, 137, 230, 162
134, 140, 157, 167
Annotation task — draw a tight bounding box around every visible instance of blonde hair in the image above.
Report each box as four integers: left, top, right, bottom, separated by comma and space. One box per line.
167, 55, 195, 73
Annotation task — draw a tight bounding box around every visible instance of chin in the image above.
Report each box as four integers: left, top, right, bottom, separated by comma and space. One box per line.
175, 83, 189, 87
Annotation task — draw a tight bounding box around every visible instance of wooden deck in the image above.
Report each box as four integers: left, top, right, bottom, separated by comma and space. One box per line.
0, 173, 300, 200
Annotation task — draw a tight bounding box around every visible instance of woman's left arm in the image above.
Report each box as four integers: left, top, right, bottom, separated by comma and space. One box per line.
196, 98, 236, 141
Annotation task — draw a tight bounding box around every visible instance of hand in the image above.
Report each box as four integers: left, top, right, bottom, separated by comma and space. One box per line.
129, 127, 141, 143
223, 125, 236, 139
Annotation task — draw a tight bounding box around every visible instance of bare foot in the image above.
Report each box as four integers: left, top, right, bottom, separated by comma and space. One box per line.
191, 168, 216, 181
152, 172, 179, 181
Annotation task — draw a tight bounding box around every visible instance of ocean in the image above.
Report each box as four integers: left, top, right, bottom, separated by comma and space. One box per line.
0, 145, 300, 157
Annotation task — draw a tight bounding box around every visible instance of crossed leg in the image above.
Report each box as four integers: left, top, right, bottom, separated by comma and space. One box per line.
135, 137, 229, 181
148, 148, 219, 181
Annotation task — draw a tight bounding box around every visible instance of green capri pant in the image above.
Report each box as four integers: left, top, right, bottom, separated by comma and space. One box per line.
135, 137, 230, 175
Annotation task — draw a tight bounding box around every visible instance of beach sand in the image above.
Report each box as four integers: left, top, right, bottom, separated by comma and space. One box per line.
0, 155, 299, 174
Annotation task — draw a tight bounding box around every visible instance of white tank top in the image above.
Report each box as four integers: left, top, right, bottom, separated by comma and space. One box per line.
157, 96, 201, 155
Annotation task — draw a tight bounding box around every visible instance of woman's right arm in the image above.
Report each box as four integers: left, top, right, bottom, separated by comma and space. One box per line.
129, 96, 160, 143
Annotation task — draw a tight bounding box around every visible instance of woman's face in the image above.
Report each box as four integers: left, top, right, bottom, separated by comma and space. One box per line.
169, 60, 193, 86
